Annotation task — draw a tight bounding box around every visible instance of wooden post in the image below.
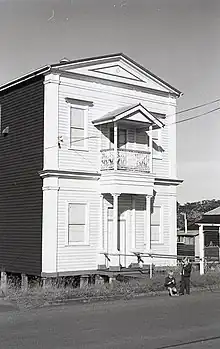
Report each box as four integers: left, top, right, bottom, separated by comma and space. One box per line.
80, 275, 89, 288
114, 122, 118, 171
95, 275, 104, 286
149, 125, 153, 173
145, 195, 152, 252
109, 193, 120, 270
149, 261, 153, 279
21, 274, 28, 292
1, 271, 7, 296
98, 194, 106, 268
199, 224, 204, 275
109, 276, 116, 284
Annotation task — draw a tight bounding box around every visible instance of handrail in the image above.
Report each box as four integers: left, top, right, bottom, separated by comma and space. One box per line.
101, 251, 201, 260
100, 148, 151, 155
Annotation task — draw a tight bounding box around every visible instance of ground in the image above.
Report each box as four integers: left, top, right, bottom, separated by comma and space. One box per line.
0, 291, 220, 348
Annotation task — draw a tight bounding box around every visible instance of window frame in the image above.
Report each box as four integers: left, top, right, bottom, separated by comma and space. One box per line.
152, 128, 163, 160
66, 201, 90, 246
68, 103, 89, 151
151, 205, 163, 244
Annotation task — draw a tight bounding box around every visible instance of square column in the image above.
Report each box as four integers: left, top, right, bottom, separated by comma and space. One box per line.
144, 195, 152, 252
114, 122, 118, 171
199, 224, 204, 275
98, 194, 106, 268
149, 125, 153, 173
109, 193, 120, 270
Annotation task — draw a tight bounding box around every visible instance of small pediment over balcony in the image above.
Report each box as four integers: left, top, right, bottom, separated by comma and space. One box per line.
92, 103, 165, 129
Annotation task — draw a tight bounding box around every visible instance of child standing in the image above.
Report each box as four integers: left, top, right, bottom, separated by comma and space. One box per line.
164, 271, 178, 296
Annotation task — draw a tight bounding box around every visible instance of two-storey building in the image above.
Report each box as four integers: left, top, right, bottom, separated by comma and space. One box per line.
0, 53, 182, 280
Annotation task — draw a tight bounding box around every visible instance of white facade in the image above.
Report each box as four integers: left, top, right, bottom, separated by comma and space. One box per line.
40, 54, 182, 275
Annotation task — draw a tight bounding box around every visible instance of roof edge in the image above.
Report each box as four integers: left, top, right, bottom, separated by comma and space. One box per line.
0, 53, 183, 96
0, 65, 51, 93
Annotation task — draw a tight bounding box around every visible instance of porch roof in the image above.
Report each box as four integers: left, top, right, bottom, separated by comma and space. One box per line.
92, 103, 165, 128
196, 206, 220, 225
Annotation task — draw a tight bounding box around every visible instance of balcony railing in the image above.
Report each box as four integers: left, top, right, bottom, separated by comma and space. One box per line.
100, 148, 151, 172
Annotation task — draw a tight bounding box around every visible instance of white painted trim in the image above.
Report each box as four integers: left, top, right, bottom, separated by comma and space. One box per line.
94, 104, 164, 128
65, 201, 90, 246
152, 127, 163, 160
199, 224, 204, 275
40, 170, 100, 180
44, 74, 59, 170
60, 79, 175, 107
131, 196, 136, 249
100, 194, 104, 250
114, 123, 118, 171
67, 101, 89, 151
149, 126, 153, 172
145, 196, 152, 251
42, 182, 59, 274
134, 128, 137, 151
151, 204, 164, 245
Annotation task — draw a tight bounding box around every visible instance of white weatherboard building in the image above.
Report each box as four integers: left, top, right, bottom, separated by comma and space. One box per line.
40, 53, 182, 276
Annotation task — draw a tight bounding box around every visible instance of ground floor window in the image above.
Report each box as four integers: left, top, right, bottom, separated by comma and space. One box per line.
151, 205, 162, 243
68, 203, 88, 245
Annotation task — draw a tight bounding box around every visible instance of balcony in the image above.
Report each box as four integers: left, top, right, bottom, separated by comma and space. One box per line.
101, 148, 151, 173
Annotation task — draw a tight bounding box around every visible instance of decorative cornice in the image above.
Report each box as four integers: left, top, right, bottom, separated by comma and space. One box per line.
65, 97, 94, 107
154, 177, 183, 186
39, 169, 100, 180
52, 68, 178, 98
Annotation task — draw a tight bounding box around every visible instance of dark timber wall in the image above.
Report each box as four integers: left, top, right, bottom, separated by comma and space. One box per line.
0, 77, 44, 275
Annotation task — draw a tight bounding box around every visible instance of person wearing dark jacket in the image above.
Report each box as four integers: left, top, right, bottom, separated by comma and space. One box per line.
179, 257, 192, 295
164, 271, 178, 296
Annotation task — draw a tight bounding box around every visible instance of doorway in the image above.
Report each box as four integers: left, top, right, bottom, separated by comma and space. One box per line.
107, 209, 128, 267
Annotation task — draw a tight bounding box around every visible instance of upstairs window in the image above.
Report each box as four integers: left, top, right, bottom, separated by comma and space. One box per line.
152, 128, 162, 159
70, 106, 88, 150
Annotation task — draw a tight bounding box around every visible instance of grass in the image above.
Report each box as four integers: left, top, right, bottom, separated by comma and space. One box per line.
4, 269, 220, 309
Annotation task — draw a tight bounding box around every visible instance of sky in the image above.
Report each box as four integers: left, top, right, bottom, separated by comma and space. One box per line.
0, 0, 219, 204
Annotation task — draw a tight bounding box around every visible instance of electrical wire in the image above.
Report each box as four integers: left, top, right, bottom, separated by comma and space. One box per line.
167, 97, 220, 118
167, 106, 220, 127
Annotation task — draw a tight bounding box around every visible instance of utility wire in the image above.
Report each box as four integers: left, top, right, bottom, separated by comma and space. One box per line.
167, 97, 220, 118
170, 106, 220, 126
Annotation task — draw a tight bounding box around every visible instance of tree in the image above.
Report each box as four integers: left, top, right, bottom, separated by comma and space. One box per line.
177, 199, 220, 229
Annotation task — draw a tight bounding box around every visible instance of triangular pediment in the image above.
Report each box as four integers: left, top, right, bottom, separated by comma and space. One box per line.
91, 64, 144, 82
92, 103, 164, 129
54, 54, 181, 96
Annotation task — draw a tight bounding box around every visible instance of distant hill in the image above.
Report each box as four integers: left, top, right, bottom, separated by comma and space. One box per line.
177, 199, 220, 229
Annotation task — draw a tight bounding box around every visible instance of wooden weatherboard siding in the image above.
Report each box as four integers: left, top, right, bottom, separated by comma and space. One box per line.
0, 77, 44, 275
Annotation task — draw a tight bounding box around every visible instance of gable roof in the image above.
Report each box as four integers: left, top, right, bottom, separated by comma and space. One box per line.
196, 206, 220, 225
204, 206, 220, 215
92, 103, 165, 128
0, 53, 182, 96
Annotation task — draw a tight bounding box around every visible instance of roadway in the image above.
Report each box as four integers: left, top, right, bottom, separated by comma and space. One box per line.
0, 290, 220, 348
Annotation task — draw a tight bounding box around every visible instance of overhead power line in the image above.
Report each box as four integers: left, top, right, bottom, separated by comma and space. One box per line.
171, 106, 220, 126
166, 97, 220, 119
